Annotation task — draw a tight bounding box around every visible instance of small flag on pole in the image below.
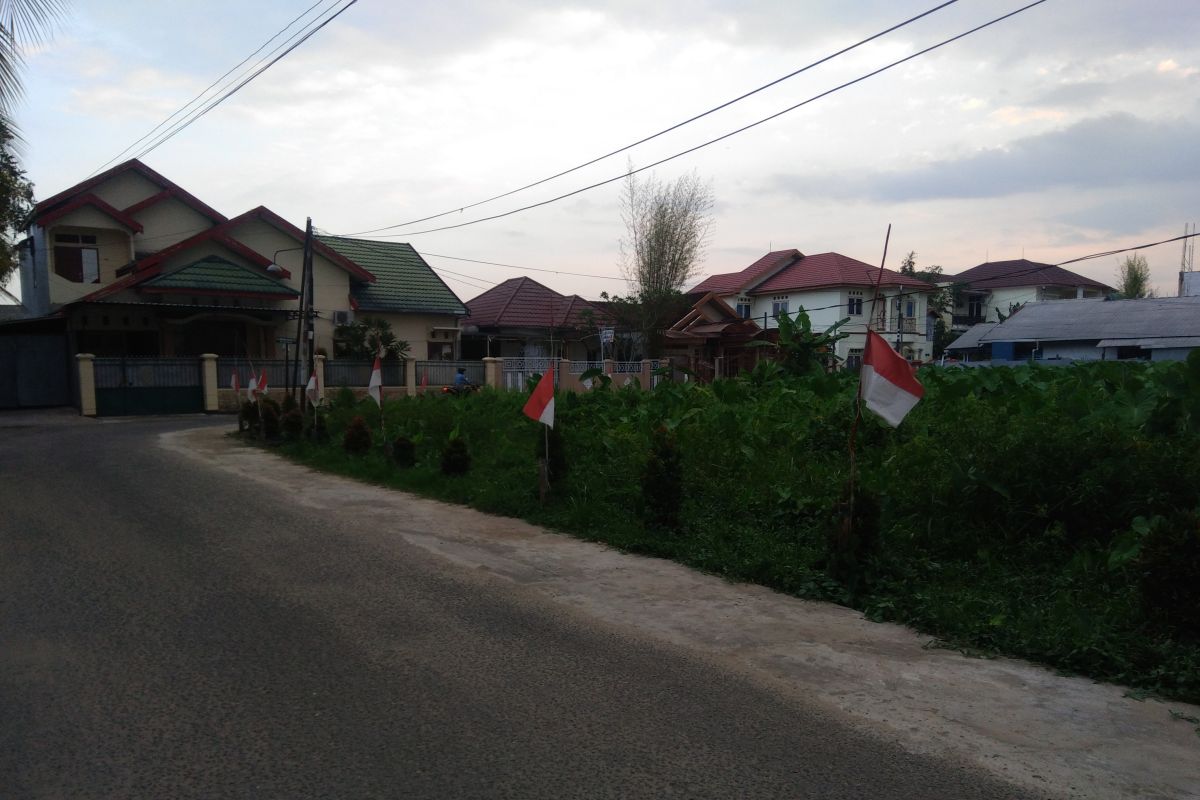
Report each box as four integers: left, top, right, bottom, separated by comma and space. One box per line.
368, 357, 383, 406
306, 369, 319, 404
231, 371, 240, 395
861, 330, 923, 427
420, 369, 428, 391
257, 370, 269, 397
246, 373, 258, 401
522, 365, 555, 428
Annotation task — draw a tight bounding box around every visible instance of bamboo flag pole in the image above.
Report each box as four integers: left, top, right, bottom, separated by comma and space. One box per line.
845, 223, 892, 526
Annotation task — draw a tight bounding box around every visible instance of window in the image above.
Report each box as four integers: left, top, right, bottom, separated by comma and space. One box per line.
847, 290, 863, 316
905, 299, 915, 318
735, 298, 751, 319
53, 233, 100, 283
846, 348, 864, 371
967, 295, 984, 320
771, 295, 789, 319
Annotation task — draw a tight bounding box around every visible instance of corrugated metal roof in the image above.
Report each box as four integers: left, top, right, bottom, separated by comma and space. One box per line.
980, 297, 1200, 343
946, 322, 999, 350
317, 236, 466, 315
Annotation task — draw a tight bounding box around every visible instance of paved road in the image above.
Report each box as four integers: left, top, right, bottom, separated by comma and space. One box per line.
0, 415, 1037, 799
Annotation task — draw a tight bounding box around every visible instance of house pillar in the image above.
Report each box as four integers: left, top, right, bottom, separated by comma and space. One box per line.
603, 358, 615, 376
558, 358, 575, 392
640, 359, 653, 389
76, 354, 96, 416
314, 354, 327, 401
405, 357, 417, 396
200, 353, 219, 412
482, 357, 502, 389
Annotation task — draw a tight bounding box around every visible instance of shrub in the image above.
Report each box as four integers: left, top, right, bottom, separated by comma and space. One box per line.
310, 410, 329, 443
261, 402, 281, 440
238, 400, 259, 433
441, 437, 471, 476
641, 426, 682, 532
392, 435, 416, 467
1137, 510, 1200, 640
281, 409, 304, 440
334, 386, 357, 409
281, 392, 298, 413
538, 426, 567, 483
343, 415, 372, 455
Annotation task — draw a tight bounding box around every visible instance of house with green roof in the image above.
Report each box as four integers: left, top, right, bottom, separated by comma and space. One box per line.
13, 159, 467, 362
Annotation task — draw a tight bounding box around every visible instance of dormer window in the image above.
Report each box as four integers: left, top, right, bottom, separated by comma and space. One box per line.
53, 233, 100, 284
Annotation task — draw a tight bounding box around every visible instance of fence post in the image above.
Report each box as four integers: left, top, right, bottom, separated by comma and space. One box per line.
76, 354, 96, 416
405, 358, 417, 396
559, 358, 573, 392
483, 357, 502, 389
640, 358, 653, 390
200, 353, 219, 412
603, 357, 615, 376
659, 357, 671, 386
314, 354, 327, 401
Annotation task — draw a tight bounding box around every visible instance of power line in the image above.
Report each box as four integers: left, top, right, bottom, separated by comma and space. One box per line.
88, 0, 339, 177
418, 250, 625, 282
342, 0, 962, 237
127, 0, 359, 164
337, 0, 1049, 241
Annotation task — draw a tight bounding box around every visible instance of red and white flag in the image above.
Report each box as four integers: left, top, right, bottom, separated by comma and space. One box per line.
230, 371, 240, 394
256, 370, 268, 397
861, 330, 923, 427
305, 369, 319, 404
522, 365, 555, 428
420, 369, 429, 390
246, 373, 257, 400
367, 357, 383, 406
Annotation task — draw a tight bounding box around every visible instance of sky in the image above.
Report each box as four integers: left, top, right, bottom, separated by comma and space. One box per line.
6, 0, 1199, 303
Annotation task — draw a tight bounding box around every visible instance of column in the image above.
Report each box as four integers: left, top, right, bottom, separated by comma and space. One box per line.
405, 357, 417, 396
482, 357, 502, 389
199, 353, 219, 412
76, 354, 96, 417
314, 354, 327, 401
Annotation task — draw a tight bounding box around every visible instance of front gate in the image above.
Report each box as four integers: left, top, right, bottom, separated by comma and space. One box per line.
94, 357, 204, 416
0, 334, 70, 409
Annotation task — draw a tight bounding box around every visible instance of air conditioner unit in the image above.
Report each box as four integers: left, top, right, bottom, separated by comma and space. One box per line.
332, 310, 355, 326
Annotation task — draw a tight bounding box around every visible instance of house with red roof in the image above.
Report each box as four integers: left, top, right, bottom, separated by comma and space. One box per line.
14, 159, 465, 360
460, 276, 609, 361
943, 259, 1112, 331
680, 249, 938, 369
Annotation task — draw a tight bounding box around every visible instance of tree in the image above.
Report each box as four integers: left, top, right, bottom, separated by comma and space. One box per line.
1117, 253, 1154, 298
749, 306, 850, 376
0, 119, 32, 287
333, 316, 410, 360
618, 166, 714, 356
0, 1, 70, 289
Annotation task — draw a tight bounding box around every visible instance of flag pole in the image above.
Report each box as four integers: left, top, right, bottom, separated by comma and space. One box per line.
846, 223, 892, 530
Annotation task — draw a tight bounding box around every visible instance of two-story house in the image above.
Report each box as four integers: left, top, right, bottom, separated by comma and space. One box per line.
16, 159, 466, 360
684, 249, 937, 370
942, 259, 1111, 332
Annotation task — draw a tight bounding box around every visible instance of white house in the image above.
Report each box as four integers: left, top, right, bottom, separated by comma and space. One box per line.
942, 259, 1111, 331
688, 249, 939, 367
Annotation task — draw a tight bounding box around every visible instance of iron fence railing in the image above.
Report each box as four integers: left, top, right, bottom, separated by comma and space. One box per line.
95, 357, 202, 388
220, 358, 303, 391
415, 360, 484, 386
502, 358, 554, 391
569, 360, 604, 374
614, 361, 642, 374
323, 359, 405, 387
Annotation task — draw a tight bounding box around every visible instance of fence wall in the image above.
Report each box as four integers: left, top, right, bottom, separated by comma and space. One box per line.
415, 360, 484, 387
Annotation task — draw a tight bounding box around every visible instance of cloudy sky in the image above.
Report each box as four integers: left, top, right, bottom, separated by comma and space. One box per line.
8, 0, 1199, 301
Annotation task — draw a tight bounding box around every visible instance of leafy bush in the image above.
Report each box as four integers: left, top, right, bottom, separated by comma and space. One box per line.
281, 409, 304, 440
281, 392, 298, 413
309, 409, 329, 443
641, 426, 682, 533
342, 415, 372, 455
260, 400, 281, 440
334, 386, 357, 409
441, 437, 470, 476
1136, 511, 1200, 640
238, 400, 259, 433
392, 435, 416, 467
540, 426, 567, 483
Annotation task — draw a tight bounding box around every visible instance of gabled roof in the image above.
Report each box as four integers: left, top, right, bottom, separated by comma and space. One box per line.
316, 236, 464, 315
665, 292, 762, 341
32, 159, 226, 225
751, 252, 934, 294
140, 256, 299, 299
463, 276, 606, 329
35, 193, 145, 233
950, 259, 1112, 292
978, 296, 1200, 343
689, 249, 801, 295
235, 208, 374, 284
122, 186, 227, 225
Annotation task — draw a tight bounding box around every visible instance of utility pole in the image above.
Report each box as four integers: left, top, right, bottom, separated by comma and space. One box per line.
300, 218, 315, 412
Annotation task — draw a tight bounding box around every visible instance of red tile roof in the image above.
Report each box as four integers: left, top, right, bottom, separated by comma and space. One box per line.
689, 249, 801, 294
464, 277, 607, 329
950, 259, 1112, 291
752, 252, 933, 293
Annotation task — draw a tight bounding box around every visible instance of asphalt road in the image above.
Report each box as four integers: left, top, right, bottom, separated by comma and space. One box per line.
0, 414, 1039, 799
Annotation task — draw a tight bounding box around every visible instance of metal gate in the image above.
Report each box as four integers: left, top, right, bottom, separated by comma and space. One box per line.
94, 357, 203, 416
0, 334, 70, 409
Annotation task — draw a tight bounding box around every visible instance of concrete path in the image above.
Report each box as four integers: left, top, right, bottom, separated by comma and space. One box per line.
172, 425, 1200, 800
